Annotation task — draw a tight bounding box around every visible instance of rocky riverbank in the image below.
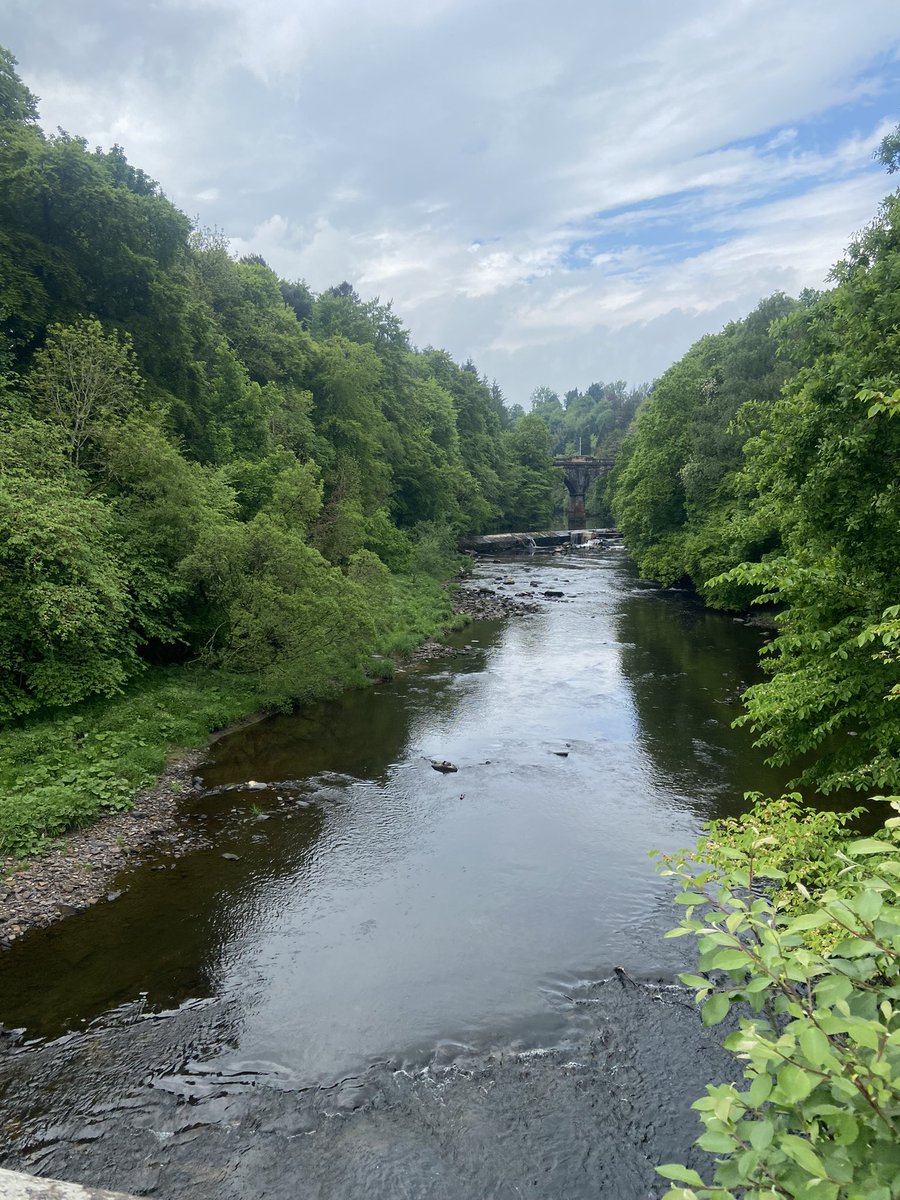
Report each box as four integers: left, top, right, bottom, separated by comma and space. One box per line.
0, 750, 212, 950
0, 578, 559, 950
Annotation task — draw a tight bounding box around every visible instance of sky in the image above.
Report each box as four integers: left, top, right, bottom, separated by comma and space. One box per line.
5, 1, 900, 405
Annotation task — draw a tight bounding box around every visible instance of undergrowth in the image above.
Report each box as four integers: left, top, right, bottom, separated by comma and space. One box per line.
1, 571, 464, 858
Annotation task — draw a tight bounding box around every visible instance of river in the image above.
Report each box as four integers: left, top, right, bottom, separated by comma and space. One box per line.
0, 547, 792, 1198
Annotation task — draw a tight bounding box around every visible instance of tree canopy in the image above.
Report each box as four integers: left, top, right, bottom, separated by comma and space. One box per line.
0, 44, 559, 721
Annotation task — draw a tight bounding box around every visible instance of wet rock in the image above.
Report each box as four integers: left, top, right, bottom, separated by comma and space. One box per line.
221, 853, 241, 861
543, 590, 564, 598
430, 761, 458, 774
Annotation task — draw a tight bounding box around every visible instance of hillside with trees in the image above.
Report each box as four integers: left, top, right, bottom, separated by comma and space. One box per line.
0, 47, 562, 852
608, 141, 900, 796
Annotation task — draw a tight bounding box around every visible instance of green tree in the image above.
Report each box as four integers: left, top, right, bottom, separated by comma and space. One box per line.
0, 46, 38, 124
0, 414, 140, 715
505, 412, 562, 527
26, 317, 144, 468
611, 295, 795, 596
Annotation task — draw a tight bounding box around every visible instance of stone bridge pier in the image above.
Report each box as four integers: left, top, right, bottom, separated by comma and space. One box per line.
553, 456, 614, 523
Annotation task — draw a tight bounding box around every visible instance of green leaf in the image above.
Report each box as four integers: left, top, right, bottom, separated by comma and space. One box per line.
708, 949, 751, 971
799, 1026, 831, 1067
831, 1113, 859, 1146
697, 1131, 737, 1153
780, 1134, 827, 1178
747, 1073, 773, 1106
656, 1164, 705, 1186
783, 910, 832, 935
744, 975, 770, 993
749, 1119, 774, 1150
702, 993, 731, 1026
778, 1063, 816, 1103
853, 890, 883, 922
847, 837, 891, 855
678, 974, 711, 990
815, 974, 852, 1007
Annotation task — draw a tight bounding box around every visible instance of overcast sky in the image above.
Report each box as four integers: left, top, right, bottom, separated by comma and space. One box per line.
5, 1, 900, 404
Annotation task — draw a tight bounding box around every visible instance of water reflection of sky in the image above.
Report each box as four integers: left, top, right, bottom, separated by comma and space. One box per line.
195, 554, 780, 1083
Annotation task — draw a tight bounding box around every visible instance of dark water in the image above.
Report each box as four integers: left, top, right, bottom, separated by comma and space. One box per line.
0, 550, 792, 1197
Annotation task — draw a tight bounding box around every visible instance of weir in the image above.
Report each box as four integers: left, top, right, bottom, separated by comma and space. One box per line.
461, 527, 621, 553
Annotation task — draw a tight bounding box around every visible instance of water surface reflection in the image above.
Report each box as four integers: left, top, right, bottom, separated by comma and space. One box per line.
0, 551, 789, 1198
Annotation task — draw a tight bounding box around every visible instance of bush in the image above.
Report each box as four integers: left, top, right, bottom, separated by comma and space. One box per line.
653, 796, 900, 1200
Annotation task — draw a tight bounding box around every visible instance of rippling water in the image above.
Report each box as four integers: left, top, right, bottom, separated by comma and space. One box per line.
0, 549, 791, 1197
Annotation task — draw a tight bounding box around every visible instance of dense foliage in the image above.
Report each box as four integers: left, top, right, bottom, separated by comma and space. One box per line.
630, 130, 900, 1194
608, 148, 900, 793
524, 380, 648, 459
611, 294, 797, 597
654, 796, 900, 1200
0, 48, 557, 735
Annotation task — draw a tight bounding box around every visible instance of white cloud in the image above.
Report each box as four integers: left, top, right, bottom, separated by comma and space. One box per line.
4, 0, 900, 401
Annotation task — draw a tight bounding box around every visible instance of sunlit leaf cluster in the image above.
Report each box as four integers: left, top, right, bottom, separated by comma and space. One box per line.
654, 797, 900, 1200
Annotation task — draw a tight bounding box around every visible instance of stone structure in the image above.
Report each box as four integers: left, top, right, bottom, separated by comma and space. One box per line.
461, 528, 620, 553
553, 456, 614, 521
0, 1169, 137, 1199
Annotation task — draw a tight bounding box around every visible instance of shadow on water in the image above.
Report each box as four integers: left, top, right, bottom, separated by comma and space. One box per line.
0, 551, 799, 1198
615, 568, 787, 816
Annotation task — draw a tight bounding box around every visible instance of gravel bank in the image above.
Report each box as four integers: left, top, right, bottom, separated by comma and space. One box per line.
0, 750, 211, 950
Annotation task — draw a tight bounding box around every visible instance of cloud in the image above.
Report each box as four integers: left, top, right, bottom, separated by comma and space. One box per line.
4, 0, 900, 401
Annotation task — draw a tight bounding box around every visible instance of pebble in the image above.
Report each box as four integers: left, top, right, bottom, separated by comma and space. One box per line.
1, 748, 211, 950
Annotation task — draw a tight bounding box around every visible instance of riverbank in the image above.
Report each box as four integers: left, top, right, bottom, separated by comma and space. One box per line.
0, 577, 546, 949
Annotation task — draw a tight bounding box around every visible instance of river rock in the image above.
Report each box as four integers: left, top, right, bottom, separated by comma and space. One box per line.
430, 761, 458, 773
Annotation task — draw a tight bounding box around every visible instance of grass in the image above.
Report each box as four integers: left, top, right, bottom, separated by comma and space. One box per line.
0, 571, 468, 859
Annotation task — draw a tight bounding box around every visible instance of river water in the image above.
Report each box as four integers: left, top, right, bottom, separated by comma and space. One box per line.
0, 548, 792, 1198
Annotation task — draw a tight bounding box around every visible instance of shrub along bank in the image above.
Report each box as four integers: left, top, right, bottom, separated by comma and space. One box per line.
654, 795, 900, 1200
622, 126, 900, 1199
0, 563, 464, 859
